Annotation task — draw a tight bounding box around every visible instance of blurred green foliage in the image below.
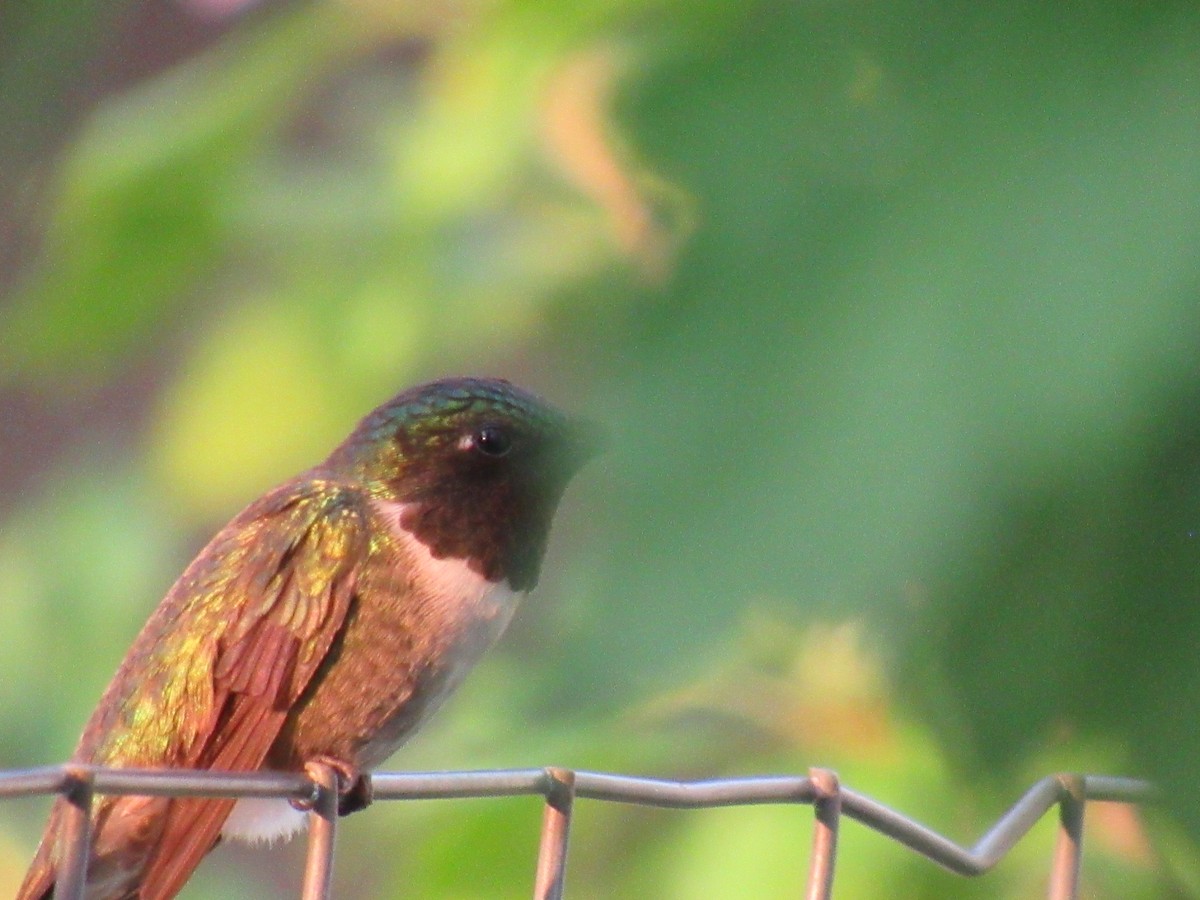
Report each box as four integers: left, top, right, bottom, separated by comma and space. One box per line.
2, 0, 1200, 896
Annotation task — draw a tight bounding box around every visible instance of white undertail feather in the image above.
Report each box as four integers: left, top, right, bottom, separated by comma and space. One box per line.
222, 799, 308, 845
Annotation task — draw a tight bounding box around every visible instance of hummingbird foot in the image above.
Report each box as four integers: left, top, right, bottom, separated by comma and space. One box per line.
336, 772, 374, 817
290, 756, 372, 816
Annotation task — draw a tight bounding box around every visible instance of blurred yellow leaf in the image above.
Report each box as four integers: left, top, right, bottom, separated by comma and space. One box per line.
149, 300, 346, 522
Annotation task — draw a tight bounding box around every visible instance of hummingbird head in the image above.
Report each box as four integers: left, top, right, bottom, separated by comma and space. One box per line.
326, 377, 601, 590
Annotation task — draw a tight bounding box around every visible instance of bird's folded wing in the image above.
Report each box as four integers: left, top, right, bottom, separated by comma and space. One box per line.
18, 481, 370, 900
139, 483, 369, 900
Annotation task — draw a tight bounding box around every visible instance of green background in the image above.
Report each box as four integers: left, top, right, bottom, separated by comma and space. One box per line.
1, 0, 1198, 896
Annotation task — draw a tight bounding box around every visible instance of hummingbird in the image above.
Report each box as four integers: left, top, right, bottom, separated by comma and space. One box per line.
18, 376, 598, 900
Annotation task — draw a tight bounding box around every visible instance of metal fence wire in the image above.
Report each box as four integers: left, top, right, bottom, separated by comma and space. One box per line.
0, 764, 1154, 899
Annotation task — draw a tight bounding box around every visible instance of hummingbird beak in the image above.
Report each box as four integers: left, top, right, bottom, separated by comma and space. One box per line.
563, 416, 608, 469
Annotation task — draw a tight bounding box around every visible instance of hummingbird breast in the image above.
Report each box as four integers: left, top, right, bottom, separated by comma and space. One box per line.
223, 498, 522, 845
270, 498, 522, 773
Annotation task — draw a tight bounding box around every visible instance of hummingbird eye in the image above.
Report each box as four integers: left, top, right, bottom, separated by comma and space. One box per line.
468, 424, 513, 458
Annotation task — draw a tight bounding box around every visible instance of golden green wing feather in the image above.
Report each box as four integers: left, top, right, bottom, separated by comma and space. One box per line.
80, 478, 367, 767
18, 477, 369, 900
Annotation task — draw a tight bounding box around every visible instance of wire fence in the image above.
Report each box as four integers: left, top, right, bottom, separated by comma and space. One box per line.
0, 764, 1154, 899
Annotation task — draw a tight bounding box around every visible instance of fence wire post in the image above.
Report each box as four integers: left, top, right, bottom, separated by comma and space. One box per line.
0, 763, 1159, 897
805, 768, 841, 900
534, 767, 576, 900
300, 762, 340, 900
54, 765, 94, 900
1047, 774, 1085, 900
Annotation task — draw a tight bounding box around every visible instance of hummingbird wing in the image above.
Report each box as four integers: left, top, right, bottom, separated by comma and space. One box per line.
18, 479, 370, 900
